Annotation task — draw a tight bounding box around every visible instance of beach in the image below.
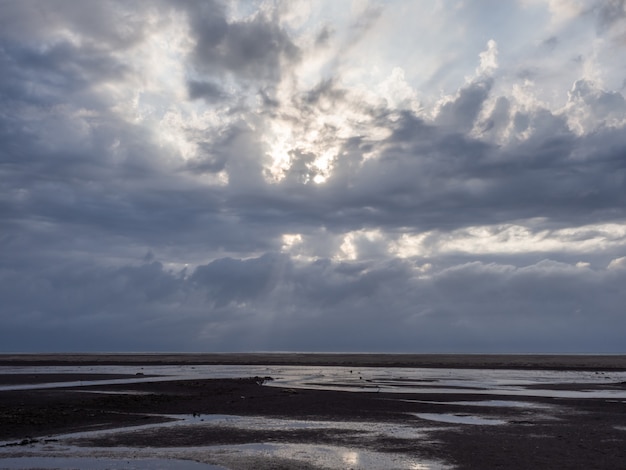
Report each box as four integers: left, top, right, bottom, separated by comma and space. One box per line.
1, 354, 625, 469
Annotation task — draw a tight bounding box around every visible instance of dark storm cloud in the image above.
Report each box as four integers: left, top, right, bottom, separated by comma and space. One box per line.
0, 40, 129, 105
180, 0, 300, 82
435, 78, 493, 133
2, 254, 625, 352
191, 253, 292, 307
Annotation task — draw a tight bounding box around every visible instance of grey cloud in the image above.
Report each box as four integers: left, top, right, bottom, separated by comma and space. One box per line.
2, 255, 625, 352
569, 79, 626, 117
303, 78, 347, 105
541, 36, 559, 50
190, 83, 626, 238
7, 54, 621, 266
593, 0, 626, 32
258, 87, 281, 108
0, 40, 129, 110
357, 104, 624, 229
314, 25, 333, 48
435, 78, 493, 133
348, 3, 384, 41
479, 96, 511, 135
0, 260, 196, 352
191, 253, 291, 307
0, 1, 148, 49
183, 2, 300, 83
187, 80, 229, 102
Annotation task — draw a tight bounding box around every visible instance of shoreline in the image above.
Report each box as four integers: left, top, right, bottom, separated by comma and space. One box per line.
1, 352, 626, 370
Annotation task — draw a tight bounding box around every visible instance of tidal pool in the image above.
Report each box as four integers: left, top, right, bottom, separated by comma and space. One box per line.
0, 413, 450, 470
0, 457, 225, 470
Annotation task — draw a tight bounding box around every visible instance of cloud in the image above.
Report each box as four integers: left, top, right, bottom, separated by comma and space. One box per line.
566, 79, 626, 132
0, 1, 149, 49
2, 254, 625, 352
593, 0, 626, 31
608, 256, 626, 270
1, 1, 625, 353
435, 78, 494, 133
181, 1, 300, 83
187, 80, 229, 102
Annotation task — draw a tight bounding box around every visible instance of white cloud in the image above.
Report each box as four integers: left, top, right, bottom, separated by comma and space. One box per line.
377, 67, 421, 112
608, 256, 626, 270
390, 222, 626, 258
565, 79, 626, 134
477, 39, 498, 76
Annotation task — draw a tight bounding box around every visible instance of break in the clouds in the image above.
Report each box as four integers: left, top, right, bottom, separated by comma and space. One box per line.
1, 0, 625, 353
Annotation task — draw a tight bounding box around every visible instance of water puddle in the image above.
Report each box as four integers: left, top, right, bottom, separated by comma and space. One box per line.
0, 444, 450, 470
0, 413, 449, 469
0, 376, 173, 392
399, 399, 551, 409
162, 413, 433, 439
38, 413, 432, 444
68, 390, 155, 395
0, 456, 224, 469
413, 413, 507, 425
205, 443, 451, 469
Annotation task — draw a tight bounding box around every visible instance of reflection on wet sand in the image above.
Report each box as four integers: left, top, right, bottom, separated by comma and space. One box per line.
2, 362, 626, 469
413, 413, 507, 425
3, 365, 626, 399
0, 456, 224, 470
1, 417, 449, 470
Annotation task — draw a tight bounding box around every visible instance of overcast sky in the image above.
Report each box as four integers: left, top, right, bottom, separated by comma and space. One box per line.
1, 0, 625, 353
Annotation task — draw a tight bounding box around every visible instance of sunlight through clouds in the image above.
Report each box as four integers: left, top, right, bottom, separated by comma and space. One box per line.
1, 0, 626, 353
389, 222, 626, 258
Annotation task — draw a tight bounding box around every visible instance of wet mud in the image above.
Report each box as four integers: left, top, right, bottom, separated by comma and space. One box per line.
1, 356, 626, 469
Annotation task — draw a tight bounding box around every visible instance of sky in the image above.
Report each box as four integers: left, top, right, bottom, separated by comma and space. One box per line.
1, 0, 626, 353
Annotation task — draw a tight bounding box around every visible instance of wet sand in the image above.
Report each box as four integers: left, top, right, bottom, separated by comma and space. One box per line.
1, 354, 626, 469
